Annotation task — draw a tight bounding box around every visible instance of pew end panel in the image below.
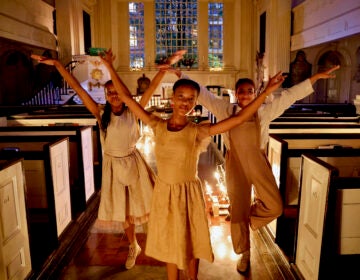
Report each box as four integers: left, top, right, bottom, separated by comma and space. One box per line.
294, 154, 337, 280
0, 136, 73, 271
267, 134, 360, 261
79, 126, 96, 203
293, 154, 360, 280
0, 125, 99, 219
0, 158, 33, 280
267, 135, 287, 236
44, 137, 73, 239
333, 179, 360, 255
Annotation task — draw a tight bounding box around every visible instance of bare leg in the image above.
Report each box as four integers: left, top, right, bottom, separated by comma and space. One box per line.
124, 223, 136, 244
166, 263, 179, 280
124, 222, 141, 269
188, 259, 199, 280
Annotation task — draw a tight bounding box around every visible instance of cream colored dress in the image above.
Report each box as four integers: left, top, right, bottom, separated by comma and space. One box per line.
145, 115, 214, 270
93, 108, 155, 232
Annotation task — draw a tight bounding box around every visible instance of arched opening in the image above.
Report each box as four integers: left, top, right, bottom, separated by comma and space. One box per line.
313, 51, 342, 103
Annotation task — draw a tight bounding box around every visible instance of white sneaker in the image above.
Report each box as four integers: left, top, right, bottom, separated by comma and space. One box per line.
125, 242, 141, 269
236, 250, 250, 273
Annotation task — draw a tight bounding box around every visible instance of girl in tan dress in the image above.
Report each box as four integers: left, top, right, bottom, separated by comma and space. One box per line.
100, 49, 285, 279
31, 51, 185, 270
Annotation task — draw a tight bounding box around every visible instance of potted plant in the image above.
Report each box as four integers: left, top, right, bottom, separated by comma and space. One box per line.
181, 55, 196, 69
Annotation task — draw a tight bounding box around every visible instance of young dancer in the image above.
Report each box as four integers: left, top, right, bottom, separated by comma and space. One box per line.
174, 64, 340, 273
100, 49, 285, 279
31, 50, 185, 269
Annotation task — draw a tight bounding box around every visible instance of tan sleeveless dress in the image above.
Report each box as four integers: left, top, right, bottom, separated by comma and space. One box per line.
93, 108, 155, 232
145, 115, 214, 270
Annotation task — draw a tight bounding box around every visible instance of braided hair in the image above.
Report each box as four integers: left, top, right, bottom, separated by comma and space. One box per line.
100, 80, 114, 132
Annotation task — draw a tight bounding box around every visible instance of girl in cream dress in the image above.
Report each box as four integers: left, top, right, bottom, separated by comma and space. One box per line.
31, 51, 185, 270
101, 49, 285, 280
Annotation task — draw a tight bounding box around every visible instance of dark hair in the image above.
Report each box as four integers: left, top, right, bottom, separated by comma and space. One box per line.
173, 78, 200, 95
103, 80, 113, 95
101, 80, 114, 131
235, 78, 255, 92
101, 101, 112, 131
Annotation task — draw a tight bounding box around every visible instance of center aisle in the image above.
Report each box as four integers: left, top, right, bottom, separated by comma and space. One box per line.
59, 137, 295, 280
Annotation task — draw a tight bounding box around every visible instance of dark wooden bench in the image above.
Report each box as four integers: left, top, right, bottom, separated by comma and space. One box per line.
3, 111, 103, 188
267, 133, 360, 260
269, 118, 360, 135
0, 126, 99, 215
0, 137, 73, 270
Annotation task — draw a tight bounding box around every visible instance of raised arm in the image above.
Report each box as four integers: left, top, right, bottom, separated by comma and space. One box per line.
309, 65, 340, 85
100, 51, 152, 124
31, 54, 101, 121
139, 50, 186, 107
100, 49, 133, 98
208, 72, 285, 136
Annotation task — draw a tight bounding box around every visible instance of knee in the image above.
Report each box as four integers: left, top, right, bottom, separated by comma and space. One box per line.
272, 201, 283, 218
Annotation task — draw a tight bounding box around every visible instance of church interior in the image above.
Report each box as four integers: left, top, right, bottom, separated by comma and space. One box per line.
0, 0, 360, 279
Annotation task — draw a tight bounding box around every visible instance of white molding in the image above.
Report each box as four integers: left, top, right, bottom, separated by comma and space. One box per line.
0, 0, 56, 50
291, 1, 360, 50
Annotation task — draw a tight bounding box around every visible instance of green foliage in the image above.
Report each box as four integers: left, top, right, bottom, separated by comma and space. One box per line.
208, 54, 223, 68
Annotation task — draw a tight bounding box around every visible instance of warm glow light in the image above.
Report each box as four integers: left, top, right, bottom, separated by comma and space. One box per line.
143, 137, 151, 155
219, 182, 227, 194
209, 67, 223, 72
136, 125, 154, 155
210, 227, 238, 260
204, 180, 213, 195
216, 243, 230, 259
143, 125, 151, 134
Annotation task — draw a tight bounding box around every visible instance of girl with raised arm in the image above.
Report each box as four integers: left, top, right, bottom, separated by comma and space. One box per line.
31, 50, 185, 270
100, 49, 285, 279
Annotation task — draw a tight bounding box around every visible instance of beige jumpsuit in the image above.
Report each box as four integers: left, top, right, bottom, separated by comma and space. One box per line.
193, 76, 314, 254
225, 113, 282, 253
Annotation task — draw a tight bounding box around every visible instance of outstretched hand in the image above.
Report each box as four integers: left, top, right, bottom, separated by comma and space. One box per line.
100, 48, 116, 64
310, 65, 340, 84
31, 54, 56, 66
317, 65, 340, 79
157, 50, 187, 70
263, 71, 286, 95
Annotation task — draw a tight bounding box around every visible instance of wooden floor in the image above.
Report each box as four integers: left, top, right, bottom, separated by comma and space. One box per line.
57, 142, 297, 280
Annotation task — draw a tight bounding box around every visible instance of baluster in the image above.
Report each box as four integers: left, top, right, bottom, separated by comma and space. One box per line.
40, 90, 44, 105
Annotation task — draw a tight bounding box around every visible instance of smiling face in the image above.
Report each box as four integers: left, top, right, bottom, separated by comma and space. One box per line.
235, 80, 256, 108
104, 83, 124, 108
172, 84, 198, 116
171, 79, 200, 117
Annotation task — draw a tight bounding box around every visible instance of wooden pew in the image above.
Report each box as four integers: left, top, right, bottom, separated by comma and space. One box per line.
0, 126, 98, 217
4, 111, 102, 189
267, 133, 360, 260
0, 158, 32, 280
269, 119, 360, 135
268, 133, 360, 205
0, 137, 72, 270
292, 154, 360, 280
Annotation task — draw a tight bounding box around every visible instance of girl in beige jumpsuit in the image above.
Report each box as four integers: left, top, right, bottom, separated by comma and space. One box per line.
177, 65, 340, 273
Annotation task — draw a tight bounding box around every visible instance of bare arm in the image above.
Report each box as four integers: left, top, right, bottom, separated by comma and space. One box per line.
139, 69, 166, 108
100, 53, 152, 124
208, 72, 285, 136
139, 50, 186, 107
100, 50, 133, 98
309, 65, 340, 85
31, 54, 101, 121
